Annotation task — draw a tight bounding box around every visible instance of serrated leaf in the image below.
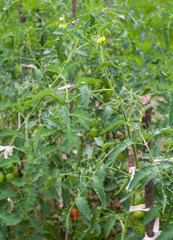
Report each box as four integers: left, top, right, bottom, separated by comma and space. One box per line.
79, 118, 90, 130
64, 61, 76, 72
0, 102, 12, 109
0, 187, 16, 200
40, 128, 57, 137
79, 85, 90, 108
105, 139, 134, 166
23, 189, 36, 211
100, 119, 124, 134
94, 136, 104, 146
76, 196, 90, 220
97, 164, 106, 182
63, 128, 74, 153
0, 130, 19, 137
33, 126, 43, 152
99, 22, 113, 35
90, 207, 101, 233
60, 208, 70, 231
55, 38, 67, 62
157, 225, 173, 240
128, 166, 155, 192
92, 176, 106, 207
46, 65, 60, 74
82, 77, 102, 84
47, 116, 64, 130
60, 105, 70, 128
142, 206, 160, 225
159, 128, 173, 134
39, 146, 57, 158
71, 108, 92, 121
11, 177, 27, 187
139, 172, 156, 189
94, 62, 114, 72
24, 88, 57, 107
104, 218, 115, 238
164, 31, 170, 50
0, 213, 21, 226
0, 155, 20, 168
44, 176, 57, 191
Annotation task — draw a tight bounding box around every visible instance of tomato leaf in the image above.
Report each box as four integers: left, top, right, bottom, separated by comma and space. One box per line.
105, 139, 134, 166
104, 218, 115, 238
76, 196, 90, 220
92, 175, 106, 208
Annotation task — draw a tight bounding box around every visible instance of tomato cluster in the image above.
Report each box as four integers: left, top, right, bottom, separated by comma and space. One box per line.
133, 211, 146, 233
0, 164, 18, 184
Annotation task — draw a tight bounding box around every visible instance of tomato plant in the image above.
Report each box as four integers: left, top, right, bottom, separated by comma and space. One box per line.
0, 0, 172, 239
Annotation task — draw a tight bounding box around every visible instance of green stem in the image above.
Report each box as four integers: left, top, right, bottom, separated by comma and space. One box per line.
121, 212, 131, 240
99, 47, 138, 168
164, 210, 173, 229
11, 98, 42, 146
51, 39, 79, 88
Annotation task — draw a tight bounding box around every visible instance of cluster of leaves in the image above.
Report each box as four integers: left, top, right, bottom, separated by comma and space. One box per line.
0, 0, 173, 239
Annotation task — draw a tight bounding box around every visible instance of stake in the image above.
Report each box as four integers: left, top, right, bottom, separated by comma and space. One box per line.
141, 94, 154, 237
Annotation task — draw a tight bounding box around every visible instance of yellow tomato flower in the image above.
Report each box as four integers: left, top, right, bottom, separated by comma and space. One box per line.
139, 116, 142, 122
102, 35, 105, 43
95, 35, 106, 45
59, 24, 67, 29
59, 15, 65, 21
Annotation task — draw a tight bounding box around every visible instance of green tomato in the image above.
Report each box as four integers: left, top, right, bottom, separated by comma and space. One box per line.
133, 211, 145, 218
137, 224, 146, 233
52, 74, 58, 80
103, 91, 111, 102
13, 170, 19, 177
94, 81, 102, 89
90, 120, 97, 127
0, 172, 5, 183
6, 173, 15, 182
89, 128, 99, 137
134, 219, 146, 233
4, 164, 14, 173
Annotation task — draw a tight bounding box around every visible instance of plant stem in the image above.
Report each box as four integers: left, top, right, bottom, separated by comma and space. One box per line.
51, 39, 79, 88
121, 212, 131, 240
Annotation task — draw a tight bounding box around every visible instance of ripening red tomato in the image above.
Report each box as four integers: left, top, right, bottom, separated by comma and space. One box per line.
70, 208, 79, 219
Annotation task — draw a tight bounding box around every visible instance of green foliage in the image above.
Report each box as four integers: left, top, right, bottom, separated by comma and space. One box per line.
0, 0, 172, 239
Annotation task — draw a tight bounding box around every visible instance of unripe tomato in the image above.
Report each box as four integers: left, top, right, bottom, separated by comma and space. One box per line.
134, 219, 146, 233
90, 120, 97, 127
4, 164, 14, 173
0, 172, 5, 183
89, 128, 99, 137
103, 91, 111, 102
52, 74, 58, 80
6, 173, 15, 182
133, 211, 145, 218
70, 208, 79, 219
137, 224, 146, 233
94, 81, 102, 89
13, 169, 19, 177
